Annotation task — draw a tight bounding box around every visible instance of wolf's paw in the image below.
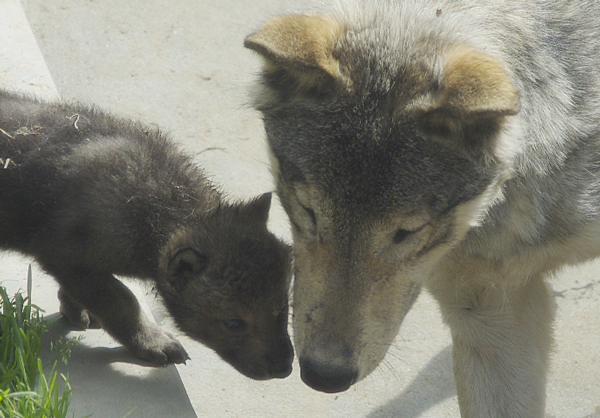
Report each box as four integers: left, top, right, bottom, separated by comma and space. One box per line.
129, 324, 190, 366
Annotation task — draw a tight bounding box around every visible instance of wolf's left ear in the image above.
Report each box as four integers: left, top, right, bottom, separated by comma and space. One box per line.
242, 192, 272, 225
424, 46, 520, 118
244, 14, 343, 80
414, 47, 519, 146
441, 47, 519, 116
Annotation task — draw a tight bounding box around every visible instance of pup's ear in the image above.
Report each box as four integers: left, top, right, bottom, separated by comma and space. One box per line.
241, 192, 272, 226
244, 14, 344, 81
167, 248, 208, 279
415, 47, 519, 143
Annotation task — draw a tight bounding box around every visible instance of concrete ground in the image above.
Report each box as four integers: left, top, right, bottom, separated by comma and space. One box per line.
1, 0, 599, 416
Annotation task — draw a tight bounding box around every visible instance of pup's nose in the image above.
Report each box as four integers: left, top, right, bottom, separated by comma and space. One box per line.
299, 357, 358, 393
269, 362, 293, 379
268, 336, 294, 379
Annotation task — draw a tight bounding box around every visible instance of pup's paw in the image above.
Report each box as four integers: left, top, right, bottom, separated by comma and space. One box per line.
58, 289, 101, 329
129, 324, 190, 366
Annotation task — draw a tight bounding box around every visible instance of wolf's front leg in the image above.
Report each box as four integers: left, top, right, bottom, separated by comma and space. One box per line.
431, 275, 553, 418
54, 269, 189, 365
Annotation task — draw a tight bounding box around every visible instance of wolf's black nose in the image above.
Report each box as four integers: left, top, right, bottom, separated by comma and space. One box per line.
299, 357, 358, 393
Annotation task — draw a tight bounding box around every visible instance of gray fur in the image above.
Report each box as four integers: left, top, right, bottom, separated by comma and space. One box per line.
246, 0, 600, 415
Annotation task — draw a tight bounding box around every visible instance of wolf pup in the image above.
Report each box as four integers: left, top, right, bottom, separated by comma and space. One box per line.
245, 0, 600, 415
0, 89, 293, 380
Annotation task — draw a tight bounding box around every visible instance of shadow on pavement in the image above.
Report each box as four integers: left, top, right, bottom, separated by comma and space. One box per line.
368, 345, 455, 418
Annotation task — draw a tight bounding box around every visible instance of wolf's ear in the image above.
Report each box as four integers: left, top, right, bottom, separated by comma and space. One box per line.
167, 248, 208, 279
244, 14, 344, 81
438, 47, 519, 117
241, 192, 272, 226
415, 46, 519, 145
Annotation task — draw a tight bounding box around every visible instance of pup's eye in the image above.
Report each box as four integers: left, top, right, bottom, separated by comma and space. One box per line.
223, 319, 247, 332
393, 229, 411, 244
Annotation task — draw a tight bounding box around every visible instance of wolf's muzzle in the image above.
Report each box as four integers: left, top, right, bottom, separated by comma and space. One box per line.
299, 357, 358, 393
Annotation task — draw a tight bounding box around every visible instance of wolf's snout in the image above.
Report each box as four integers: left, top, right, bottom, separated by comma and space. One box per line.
299, 357, 358, 393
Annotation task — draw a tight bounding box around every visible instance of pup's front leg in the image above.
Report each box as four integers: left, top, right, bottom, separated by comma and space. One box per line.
54, 269, 189, 365
431, 276, 553, 418
58, 287, 101, 329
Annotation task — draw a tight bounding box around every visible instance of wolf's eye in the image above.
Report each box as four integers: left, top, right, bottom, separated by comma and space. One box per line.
223, 319, 247, 333
301, 204, 317, 226
393, 229, 411, 244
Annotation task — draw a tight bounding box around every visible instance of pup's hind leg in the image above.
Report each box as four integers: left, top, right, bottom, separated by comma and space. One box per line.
54, 269, 189, 365
58, 287, 100, 329
431, 276, 553, 418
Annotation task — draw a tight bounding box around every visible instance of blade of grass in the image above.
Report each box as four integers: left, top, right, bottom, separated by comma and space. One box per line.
0, 266, 79, 417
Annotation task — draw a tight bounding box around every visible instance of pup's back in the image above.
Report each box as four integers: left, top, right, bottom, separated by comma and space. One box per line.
0, 89, 217, 272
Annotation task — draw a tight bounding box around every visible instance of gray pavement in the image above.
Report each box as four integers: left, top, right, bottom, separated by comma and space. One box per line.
1, 0, 599, 416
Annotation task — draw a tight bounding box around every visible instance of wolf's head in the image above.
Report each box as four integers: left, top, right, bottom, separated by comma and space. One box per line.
245, 4, 519, 392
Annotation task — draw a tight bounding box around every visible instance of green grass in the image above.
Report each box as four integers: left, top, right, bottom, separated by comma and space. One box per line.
0, 266, 78, 418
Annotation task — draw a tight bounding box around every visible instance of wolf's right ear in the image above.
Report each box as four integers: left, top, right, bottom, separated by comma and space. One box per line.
244, 14, 344, 84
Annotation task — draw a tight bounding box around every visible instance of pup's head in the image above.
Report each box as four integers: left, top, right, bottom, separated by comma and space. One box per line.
156, 193, 294, 380
245, 6, 519, 392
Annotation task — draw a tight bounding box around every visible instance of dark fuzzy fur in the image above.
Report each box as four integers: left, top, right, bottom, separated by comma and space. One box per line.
0, 89, 293, 380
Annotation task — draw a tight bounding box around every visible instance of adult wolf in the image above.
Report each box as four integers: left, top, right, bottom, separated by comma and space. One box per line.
245, 0, 600, 416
